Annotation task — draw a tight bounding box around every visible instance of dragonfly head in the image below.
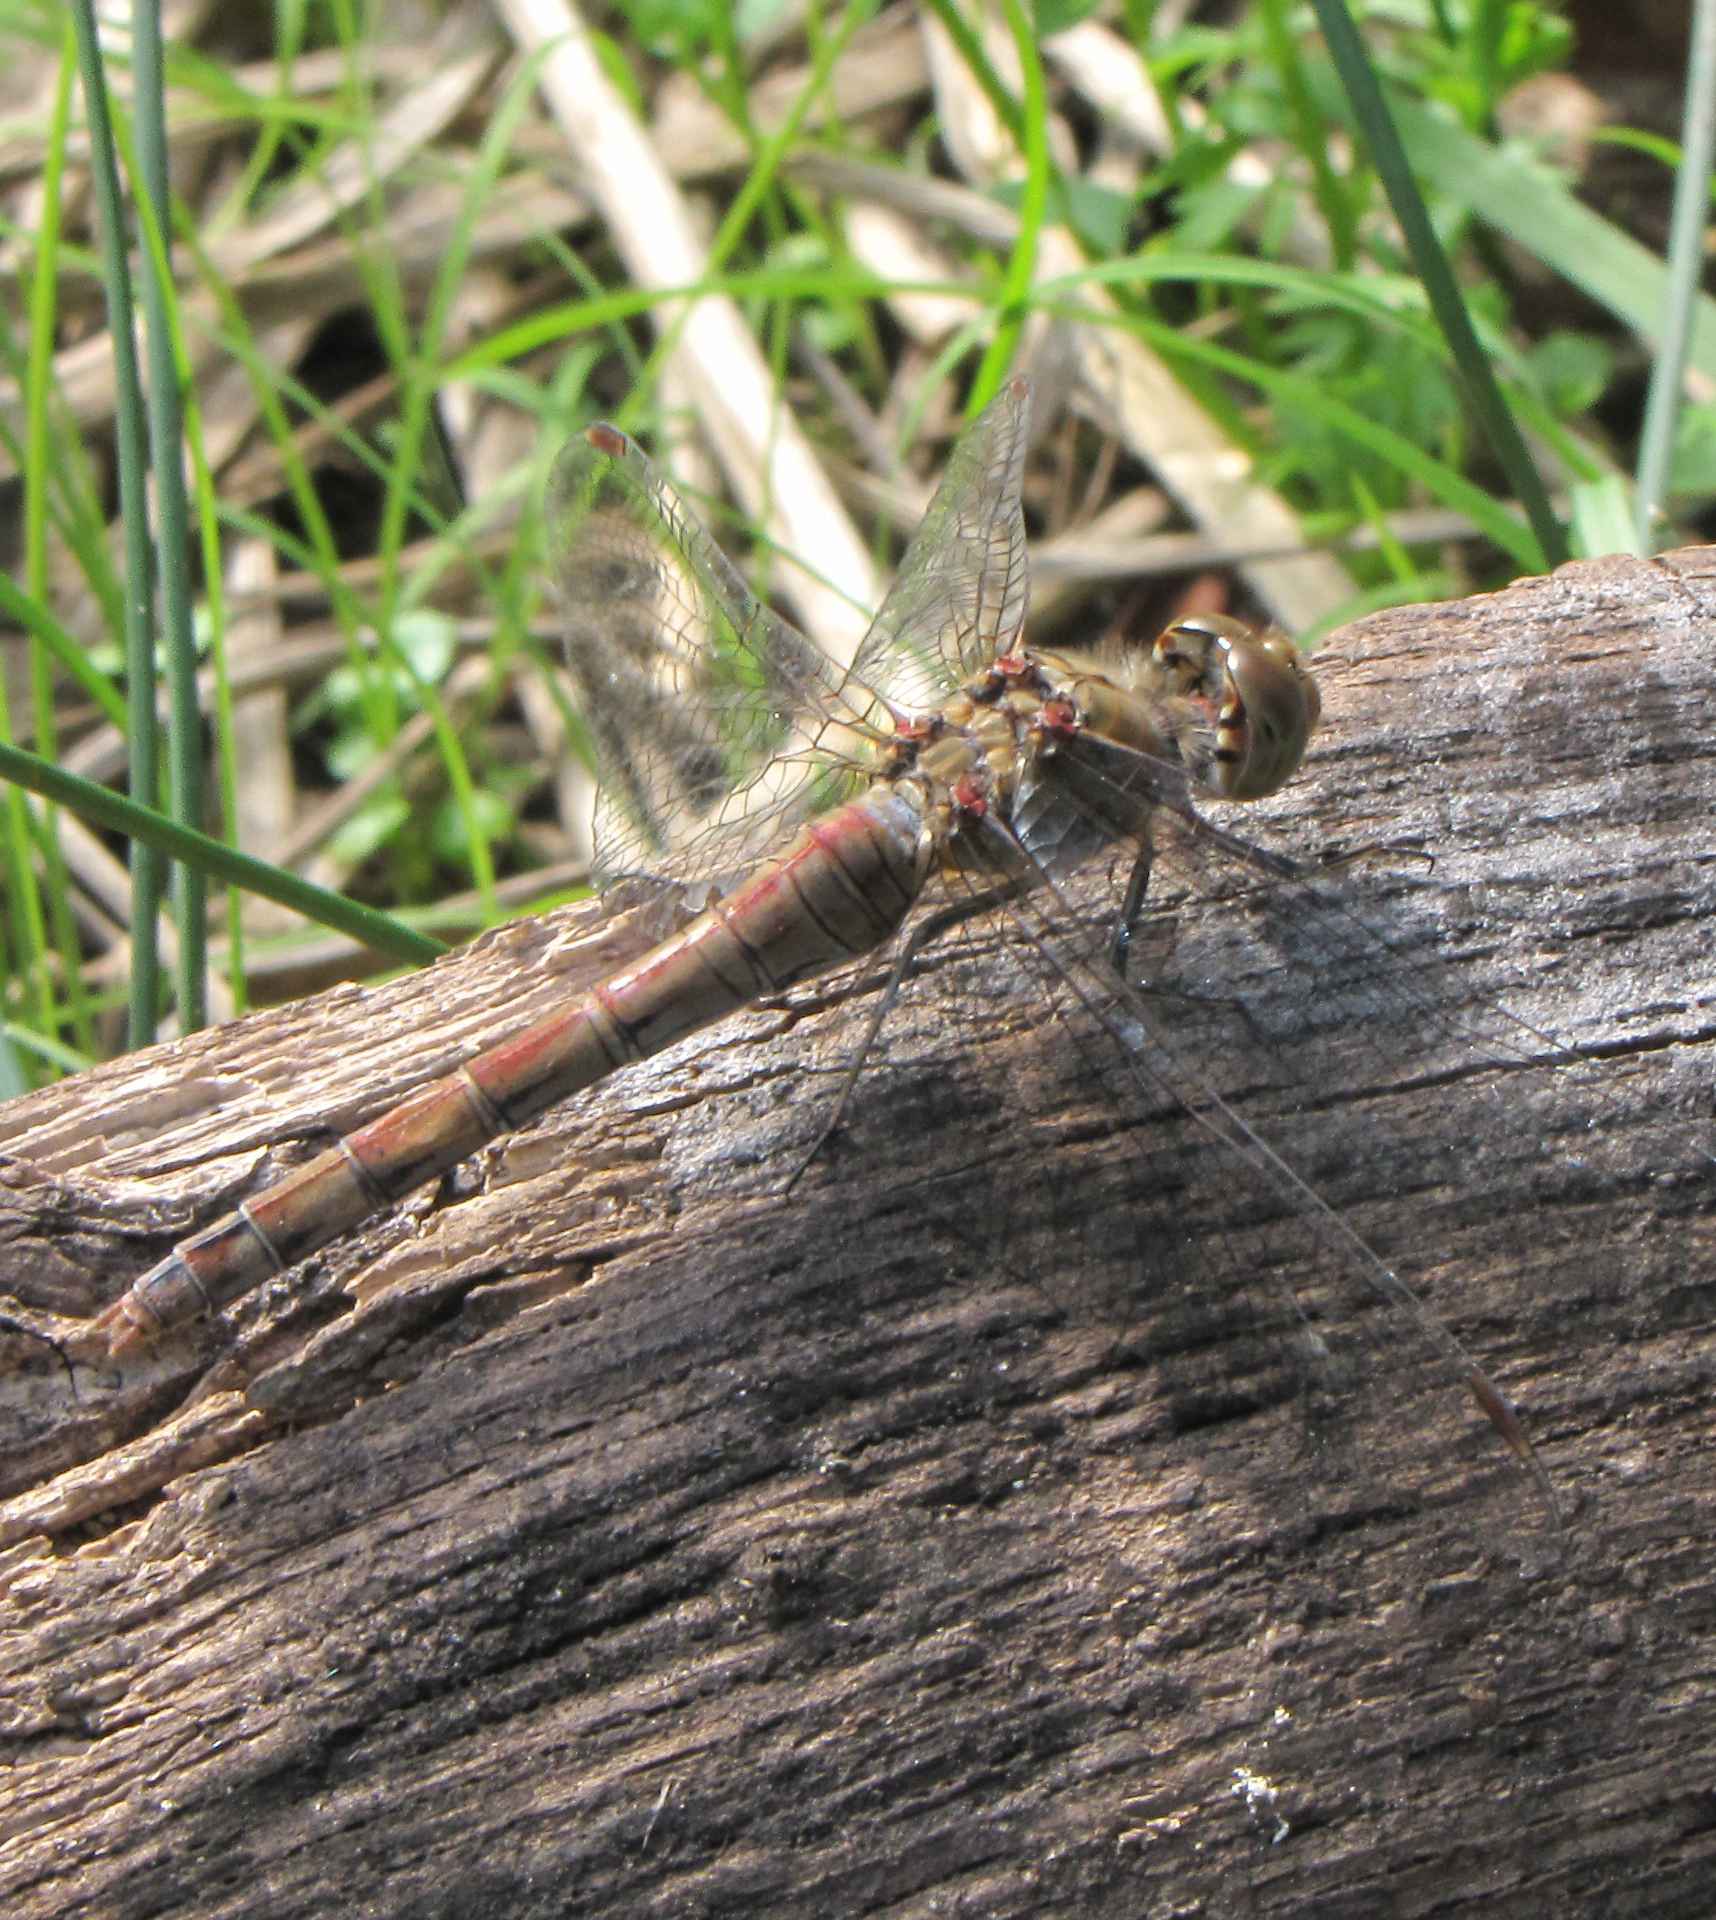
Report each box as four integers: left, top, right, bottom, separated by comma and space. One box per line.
1154, 615, 1320, 802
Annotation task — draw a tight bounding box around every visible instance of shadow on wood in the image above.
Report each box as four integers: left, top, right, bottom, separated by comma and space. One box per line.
1, 551, 1713, 1917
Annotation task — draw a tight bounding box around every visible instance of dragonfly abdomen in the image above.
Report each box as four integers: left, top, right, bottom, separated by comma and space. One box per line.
96, 791, 927, 1356
95, 1039, 610, 1354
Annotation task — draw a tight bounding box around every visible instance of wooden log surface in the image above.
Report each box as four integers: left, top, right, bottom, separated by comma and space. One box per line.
1, 548, 1713, 1918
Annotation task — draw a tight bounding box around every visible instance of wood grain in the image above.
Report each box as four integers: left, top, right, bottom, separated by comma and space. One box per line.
1, 550, 1712, 1918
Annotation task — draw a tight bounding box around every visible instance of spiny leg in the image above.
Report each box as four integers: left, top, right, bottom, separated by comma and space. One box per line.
1110, 822, 1156, 978
1, 1313, 80, 1397
783, 890, 1008, 1193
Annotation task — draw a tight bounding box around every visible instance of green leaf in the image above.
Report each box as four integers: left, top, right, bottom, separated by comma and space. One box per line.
1668, 404, 1716, 498
1567, 473, 1641, 560
431, 786, 512, 865
0, 740, 444, 964
1382, 91, 1716, 390
392, 608, 459, 684
329, 791, 413, 871
1526, 332, 1613, 419
1034, 0, 1102, 33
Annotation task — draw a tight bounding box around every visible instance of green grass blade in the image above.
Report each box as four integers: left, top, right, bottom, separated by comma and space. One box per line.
1309, 0, 1565, 569
1635, 0, 1716, 547
69, 0, 165, 1047
0, 573, 125, 731
0, 1028, 33, 1097
18, 14, 86, 1057
630, 1, 877, 414
131, 0, 208, 1029
1033, 285, 1543, 570
0, 742, 447, 967
969, 0, 1048, 412
1380, 92, 1716, 393
1568, 473, 1639, 561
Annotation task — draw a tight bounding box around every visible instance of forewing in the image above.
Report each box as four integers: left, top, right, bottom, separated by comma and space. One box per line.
920, 703, 1708, 1547
549, 425, 871, 909
848, 376, 1032, 710
854, 798, 1573, 1549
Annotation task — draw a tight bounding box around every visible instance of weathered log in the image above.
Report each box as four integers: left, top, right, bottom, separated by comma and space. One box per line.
1, 550, 1713, 1918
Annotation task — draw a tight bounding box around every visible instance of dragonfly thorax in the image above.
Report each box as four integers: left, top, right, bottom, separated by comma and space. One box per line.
874, 652, 1085, 857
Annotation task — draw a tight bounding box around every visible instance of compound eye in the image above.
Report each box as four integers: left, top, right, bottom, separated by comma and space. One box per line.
1154, 615, 1319, 801
1222, 629, 1318, 799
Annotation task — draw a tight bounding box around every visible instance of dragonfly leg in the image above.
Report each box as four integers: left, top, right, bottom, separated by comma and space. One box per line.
1110, 798, 1431, 982
1, 1314, 79, 1397
1108, 823, 1274, 1051
1110, 828, 1155, 978
782, 893, 1002, 1193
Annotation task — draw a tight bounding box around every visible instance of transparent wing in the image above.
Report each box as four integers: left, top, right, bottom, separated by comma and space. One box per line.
911, 693, 1707, 1546
548, 425, 878, 909
1009, 876, 1563, 1549
817, 783, 1575, 1547
848, 376, 1033, 707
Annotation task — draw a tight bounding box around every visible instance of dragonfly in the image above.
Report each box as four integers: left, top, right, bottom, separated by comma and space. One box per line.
90, 375, 1549, 1513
